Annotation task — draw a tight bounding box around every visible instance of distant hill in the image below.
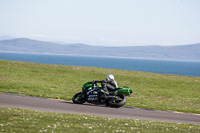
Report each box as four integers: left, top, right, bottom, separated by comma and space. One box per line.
0, 38, 200, 61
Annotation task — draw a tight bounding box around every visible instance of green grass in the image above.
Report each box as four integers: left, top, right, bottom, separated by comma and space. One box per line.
0, 108, 199, 133
0, 59, 200, 113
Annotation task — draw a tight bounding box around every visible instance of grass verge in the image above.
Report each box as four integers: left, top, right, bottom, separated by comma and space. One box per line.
0, 60, 200, 113
0, 108, 200, 133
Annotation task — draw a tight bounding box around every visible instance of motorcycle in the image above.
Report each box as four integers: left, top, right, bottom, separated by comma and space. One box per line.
72, 81, 133, 108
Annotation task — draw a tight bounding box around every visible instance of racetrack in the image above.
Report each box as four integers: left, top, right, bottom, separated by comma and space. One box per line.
0, 93, 200, 125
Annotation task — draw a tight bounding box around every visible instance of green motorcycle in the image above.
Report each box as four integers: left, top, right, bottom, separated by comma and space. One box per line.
72, 81, 133, 108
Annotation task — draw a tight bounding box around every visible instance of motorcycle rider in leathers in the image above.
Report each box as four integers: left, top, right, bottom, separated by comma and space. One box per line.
94, 74, 118, 95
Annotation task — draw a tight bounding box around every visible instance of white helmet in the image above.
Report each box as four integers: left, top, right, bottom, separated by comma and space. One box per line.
106, 74, 114, 80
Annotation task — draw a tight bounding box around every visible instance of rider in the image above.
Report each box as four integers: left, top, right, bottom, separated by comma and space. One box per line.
94, 74, 118, 95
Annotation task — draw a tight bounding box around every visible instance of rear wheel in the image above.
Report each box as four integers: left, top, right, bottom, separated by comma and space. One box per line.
108, 94, 126, 108
72, 92, 87, 104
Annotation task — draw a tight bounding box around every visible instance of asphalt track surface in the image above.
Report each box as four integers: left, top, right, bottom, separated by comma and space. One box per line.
0, 93, 200, 125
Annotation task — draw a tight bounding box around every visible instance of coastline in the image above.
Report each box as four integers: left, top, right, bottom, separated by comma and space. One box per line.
1, 51, 200, 63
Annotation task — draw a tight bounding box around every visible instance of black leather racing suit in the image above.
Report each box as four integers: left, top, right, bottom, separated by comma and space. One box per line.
96, 79, 118, 93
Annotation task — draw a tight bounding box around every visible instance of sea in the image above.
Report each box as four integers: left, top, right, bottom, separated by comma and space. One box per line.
0, 52, 200, 77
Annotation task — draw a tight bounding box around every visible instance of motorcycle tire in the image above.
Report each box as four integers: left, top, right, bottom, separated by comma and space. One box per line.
108, 94, 127, 108
72, 92, 87, 104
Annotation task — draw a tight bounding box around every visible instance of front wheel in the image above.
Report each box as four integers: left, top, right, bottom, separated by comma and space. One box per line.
72, 92, 87, 104
108, 94, 127, 108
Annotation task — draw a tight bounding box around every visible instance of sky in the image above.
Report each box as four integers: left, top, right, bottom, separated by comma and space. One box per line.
0, 0, 200, 46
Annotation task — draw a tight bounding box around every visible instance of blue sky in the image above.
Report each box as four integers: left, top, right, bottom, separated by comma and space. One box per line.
0, 0, 200, 46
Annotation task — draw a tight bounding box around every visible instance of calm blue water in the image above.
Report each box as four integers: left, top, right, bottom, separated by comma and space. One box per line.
0, 52, 200, 77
